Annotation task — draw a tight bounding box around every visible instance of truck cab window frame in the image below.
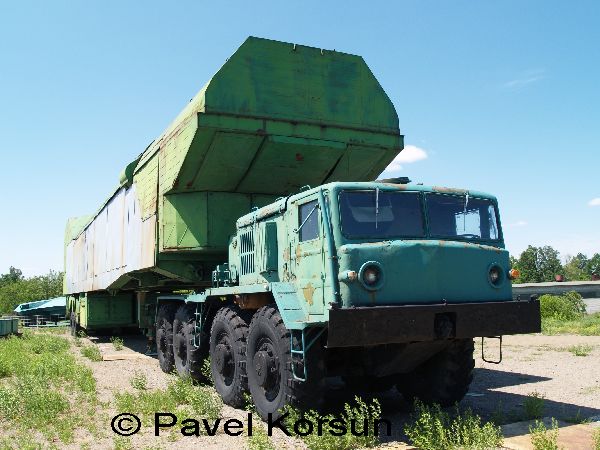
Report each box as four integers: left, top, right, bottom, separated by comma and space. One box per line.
298, 199, 320, 242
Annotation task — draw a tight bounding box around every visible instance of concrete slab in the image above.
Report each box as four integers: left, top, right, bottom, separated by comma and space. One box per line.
502, 417, 599, 450
97, 343, 154, 361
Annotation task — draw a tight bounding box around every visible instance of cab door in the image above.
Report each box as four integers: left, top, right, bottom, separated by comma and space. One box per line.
290, 196, 325, 315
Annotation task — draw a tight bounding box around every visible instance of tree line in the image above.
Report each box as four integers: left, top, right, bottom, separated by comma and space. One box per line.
1, 247, 598, 315
510, 246, 600, 283
0, 267, 64, 315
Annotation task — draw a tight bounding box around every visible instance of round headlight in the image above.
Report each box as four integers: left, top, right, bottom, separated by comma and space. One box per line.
359, 262, 384, 290
488, 265, 504, 287
489, 267, 500, 283
363, 266, 380, 285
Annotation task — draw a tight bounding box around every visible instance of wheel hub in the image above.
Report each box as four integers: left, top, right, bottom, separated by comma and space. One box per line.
253, 344, 278, 388
214, 342, 232, 373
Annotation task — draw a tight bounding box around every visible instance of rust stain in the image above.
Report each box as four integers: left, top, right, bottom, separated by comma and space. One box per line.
432, 186, 467, 194
302, 283, 315, 305
380, 183, 408, 190
295, 244, 302, 262
283, 247, 290, 263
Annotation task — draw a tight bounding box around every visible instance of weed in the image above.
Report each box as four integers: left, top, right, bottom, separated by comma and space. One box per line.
529, 418, 561, 450
110, 336, 124, 351
247, 423, 276, 450
283, 397, 385, 450
404, 400, 502, 450
563, 409, 589, 424
523, 392, 545, 420
77, 330, 87, 338
81, 344, 102, 361
567, 344, 593, 356
201, 357, 212, 382
243, 392, 257, 414
74, 335, 83, 347
593, 427, 600, 450
115, 376, 222, 427
130, 371, 148, 390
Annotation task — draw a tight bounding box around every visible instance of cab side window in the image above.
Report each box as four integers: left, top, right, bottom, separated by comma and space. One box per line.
299, 200, 319, 242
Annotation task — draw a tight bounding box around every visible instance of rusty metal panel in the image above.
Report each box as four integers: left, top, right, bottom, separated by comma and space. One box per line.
65, 184, 154, 294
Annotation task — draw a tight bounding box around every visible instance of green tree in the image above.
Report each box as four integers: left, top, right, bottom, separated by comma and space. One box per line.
587, 253, 600, 278
564, 253, 590, 281
0, 269, 64, 314
0, 266, 23, 287
515, 245, 563, 283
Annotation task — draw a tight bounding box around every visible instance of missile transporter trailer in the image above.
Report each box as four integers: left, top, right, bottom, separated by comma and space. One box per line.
64, 37, 541, 419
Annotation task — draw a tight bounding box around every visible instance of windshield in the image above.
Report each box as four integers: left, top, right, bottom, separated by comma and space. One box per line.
338, 190, 500, 241
339, 191, 425, 238
426, 194, 499, 240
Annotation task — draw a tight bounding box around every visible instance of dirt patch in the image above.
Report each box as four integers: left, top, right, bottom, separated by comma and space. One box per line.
68, 333, 600, 448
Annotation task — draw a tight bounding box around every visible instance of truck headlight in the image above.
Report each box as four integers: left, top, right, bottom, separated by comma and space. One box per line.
359, 261, 384, 290
488, 264, 504, 287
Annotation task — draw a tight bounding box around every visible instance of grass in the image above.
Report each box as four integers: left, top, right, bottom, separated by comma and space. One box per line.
130, 371, 148, 390
529, 418, 561, 450
542, 313, 600, 335
0, 330, 98, 447
282, 397, 384, 450
81, 343, 102, 361
538, 292, 600, 336
247, 423, 276, 450
403, 400, 503, 450
593, 427, 600, 450
538, 291, 600, 335
566, 344, 593, 356
110, 336, 124, 351
114, 375, 222, 428
523, 392, 546, 420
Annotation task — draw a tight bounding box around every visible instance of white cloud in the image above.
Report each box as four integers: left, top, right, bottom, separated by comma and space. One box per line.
503, 69, 545, 89
383, 145, 428, 172
588, 198, 600, 206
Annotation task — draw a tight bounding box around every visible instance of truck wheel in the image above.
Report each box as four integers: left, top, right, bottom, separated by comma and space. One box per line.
156, 303, 178, 373
246, 305, 326, 421
397, 339, 475, 407
173, 304, 207, 380
209, 306, 249, 408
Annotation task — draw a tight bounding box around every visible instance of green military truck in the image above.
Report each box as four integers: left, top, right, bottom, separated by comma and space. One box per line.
65, 37, 540, 419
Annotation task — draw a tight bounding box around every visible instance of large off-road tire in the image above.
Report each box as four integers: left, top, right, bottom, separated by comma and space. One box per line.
173, 304, 208, 380
156, 303, 179, 373
246, 305, 326, 421
209, 306, 249, 408
397, 338, 475, 407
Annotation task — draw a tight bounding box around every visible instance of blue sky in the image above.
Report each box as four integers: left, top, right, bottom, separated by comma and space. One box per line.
1, 1, 599, 276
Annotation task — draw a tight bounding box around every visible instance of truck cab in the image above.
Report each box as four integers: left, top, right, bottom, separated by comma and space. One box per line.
185, 180, 540, 418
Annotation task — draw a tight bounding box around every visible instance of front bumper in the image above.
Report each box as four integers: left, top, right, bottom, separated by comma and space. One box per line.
327, 299, 541, 348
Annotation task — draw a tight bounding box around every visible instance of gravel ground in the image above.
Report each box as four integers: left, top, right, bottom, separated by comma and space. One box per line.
69, 333, 600, 449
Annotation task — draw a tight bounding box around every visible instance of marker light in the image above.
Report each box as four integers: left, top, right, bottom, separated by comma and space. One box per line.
508, 268, 520, 280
